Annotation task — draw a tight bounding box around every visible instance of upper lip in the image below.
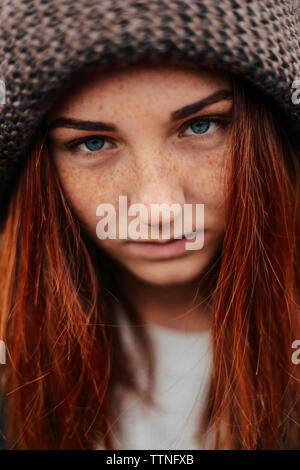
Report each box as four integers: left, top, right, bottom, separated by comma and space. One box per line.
127, 229, 203, 244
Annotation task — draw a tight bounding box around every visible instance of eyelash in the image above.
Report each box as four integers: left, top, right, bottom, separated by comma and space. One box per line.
65, 116, 229, 155
178, 116, 229, 137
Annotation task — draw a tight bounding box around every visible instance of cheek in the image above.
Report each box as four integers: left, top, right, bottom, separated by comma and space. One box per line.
53, 158, 124, 237
182, 147, 228, 236
184, 147, 228, 207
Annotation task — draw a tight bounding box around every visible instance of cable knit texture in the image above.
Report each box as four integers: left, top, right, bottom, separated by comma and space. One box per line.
0, 0, 299, 218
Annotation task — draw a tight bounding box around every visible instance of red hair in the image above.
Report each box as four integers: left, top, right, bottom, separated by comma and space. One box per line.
0, 75, 299, 449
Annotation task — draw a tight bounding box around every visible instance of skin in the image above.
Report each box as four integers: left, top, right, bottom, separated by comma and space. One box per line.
46, 60, 232, 331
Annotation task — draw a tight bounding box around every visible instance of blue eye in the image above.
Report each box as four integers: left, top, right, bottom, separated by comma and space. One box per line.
181, 118, 224, 137
79, 137, 106, 152
66, 136, 115, 155
190, 120, 211, 134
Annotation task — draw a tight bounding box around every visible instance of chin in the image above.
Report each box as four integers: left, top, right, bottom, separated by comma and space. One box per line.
125, 256, 208, 286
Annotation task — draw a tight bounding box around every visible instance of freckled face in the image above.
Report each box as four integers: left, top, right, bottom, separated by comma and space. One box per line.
46, 62, 231, 285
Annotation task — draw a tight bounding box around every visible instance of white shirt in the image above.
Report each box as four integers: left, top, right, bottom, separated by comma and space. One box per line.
95, 304, 214, 450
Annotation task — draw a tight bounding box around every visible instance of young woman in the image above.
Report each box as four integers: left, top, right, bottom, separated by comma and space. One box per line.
0, 0, 299, 450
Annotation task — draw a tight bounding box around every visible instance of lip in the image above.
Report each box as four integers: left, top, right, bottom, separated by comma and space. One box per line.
128, 235, 195, 259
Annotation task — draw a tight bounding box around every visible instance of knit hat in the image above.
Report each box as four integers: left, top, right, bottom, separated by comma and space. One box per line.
0, 0, 299, 222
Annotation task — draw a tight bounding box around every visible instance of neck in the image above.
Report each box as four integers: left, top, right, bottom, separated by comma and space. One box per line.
114, 266, 213, 333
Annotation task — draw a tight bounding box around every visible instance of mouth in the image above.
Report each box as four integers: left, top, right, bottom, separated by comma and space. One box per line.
127, 232, 202, 259
135, 235, 187, 244
128, 228, 203, 244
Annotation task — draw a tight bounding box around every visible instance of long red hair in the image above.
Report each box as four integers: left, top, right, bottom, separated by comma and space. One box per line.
0, 74, 299, 449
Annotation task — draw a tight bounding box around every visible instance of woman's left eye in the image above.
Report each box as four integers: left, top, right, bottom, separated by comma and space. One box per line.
180, 119, 222, 137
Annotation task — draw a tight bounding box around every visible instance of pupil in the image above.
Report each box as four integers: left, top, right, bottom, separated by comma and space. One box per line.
191, 121, 210, 134
86, 138, 104, 151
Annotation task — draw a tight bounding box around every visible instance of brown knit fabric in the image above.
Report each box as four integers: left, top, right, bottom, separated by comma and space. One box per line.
0, 0, 299, 219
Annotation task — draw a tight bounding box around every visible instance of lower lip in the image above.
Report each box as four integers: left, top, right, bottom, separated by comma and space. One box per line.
129, 236, 194, 259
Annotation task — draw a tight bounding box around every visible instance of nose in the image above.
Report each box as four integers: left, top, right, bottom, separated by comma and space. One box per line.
130, 156, 185, 228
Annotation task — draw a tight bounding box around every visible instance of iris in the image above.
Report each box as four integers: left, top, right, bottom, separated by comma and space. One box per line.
83, 138, 105, 151
190, 120, 210, 134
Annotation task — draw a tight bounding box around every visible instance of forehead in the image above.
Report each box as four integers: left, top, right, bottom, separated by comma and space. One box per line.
47, 59, 231, 120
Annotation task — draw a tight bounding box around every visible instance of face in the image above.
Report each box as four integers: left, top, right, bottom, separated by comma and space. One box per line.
46, 60, 232, 286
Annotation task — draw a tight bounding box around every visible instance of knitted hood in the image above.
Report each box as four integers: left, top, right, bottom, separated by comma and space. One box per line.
0, 0, 299, 218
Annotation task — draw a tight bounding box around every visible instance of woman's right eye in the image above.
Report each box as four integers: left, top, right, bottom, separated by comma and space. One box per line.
66, 136, 115, 154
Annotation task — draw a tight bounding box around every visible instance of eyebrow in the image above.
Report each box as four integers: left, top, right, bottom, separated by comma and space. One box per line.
47, 88, 232, 132
170, 88, 232, 121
